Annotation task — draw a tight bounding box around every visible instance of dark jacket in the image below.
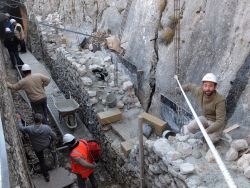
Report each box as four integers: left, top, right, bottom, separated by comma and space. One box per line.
4, 32, 19, 51
17, 120, 57, 152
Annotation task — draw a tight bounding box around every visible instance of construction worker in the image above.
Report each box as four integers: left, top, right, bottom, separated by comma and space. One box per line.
63, 134, 98, 188
7, 64, 50, 122
181, 73, 226, 143
4, 27, 21, 68
16, 113, 56, 182
10, 19, 26, 53
3, 13, 13, 31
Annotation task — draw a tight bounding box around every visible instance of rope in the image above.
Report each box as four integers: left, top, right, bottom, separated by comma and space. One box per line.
174, 75, 237, 188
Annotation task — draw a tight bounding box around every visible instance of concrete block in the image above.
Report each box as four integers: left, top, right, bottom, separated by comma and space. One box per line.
121, 141, 133, 157
97, 108, 122, 125
140, 112, 167, 136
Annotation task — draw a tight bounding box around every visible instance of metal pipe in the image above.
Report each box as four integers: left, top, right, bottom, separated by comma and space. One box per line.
174, 75, 237, 188
138, 116, 144, 188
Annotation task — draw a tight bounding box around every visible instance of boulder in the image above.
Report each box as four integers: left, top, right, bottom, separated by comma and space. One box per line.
122, 81, 133, 91
180, 163, 195, 175
149, 164, 162, 174
81, 77, 93, 86
87, 90, 97, 97
244, 166, 250, 178
225, 147, 238, 161
176, 142, 192, 156
78, 65, 87, 76
237, 154, 250, 170
205, 149, 215, 163
231, 139, 248, 151
153, 138, 173, 157
166, 150, 182, 161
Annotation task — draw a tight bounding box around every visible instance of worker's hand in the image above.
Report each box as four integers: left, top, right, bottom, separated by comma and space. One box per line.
16, 113, 21, 120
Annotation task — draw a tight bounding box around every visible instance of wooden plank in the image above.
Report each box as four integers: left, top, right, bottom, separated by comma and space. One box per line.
223, 124, 240, 133
97, 108, 122, 125
140, 112, 167, 136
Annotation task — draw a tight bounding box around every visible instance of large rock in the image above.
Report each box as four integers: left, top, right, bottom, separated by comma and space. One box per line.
180, 163, 195, 175
176, 142, 192, 156
81, 77, 93, 86
225, 147, 238, 161
153, 138, 173, 157
148, 164, 162, 175
231, 139, 248, 151
205, 149, 215, 163
237, 154, 250, 170
244, 166, 250, 178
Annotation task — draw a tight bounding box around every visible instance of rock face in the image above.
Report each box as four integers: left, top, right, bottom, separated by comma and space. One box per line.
23, 0, 250, 187
25, 0, 250, 135
0, 44, 32, 187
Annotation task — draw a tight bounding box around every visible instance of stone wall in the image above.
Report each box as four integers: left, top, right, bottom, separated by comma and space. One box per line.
0, 45, 32, 187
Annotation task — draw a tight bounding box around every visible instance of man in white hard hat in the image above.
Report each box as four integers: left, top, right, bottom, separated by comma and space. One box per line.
3, 13, 13, 30
181, 73, 226, 143
10, 19, 26, 53
7, 64, 50, 122
63, 134, 98, 188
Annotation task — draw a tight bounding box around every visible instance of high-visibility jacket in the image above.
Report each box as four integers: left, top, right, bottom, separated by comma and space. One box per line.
70, 140, 94, 178
14, 23, 25, 40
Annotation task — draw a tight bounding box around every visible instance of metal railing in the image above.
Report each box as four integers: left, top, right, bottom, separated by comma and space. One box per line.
0, 111, 10, 188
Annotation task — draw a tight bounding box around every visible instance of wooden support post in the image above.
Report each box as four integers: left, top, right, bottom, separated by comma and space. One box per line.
138, 116, 144, 188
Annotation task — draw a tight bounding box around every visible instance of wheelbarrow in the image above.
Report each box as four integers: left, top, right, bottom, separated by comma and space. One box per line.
54, 94, 79, 129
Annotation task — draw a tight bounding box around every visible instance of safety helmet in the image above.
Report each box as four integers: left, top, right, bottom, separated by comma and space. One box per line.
21, 64, 31, 71
10, 19, 16, 24
63, 133, 75, 145
202, 73, 217, 84
5, 28, 11, 32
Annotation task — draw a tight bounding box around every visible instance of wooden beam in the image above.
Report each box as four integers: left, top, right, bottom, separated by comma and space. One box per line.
223, 124, 240, 133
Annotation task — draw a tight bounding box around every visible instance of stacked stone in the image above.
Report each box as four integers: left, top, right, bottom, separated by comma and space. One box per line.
128, 135, 209, 188
225, 139, 250, 178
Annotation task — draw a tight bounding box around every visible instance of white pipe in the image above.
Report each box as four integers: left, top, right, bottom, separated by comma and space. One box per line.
174, 75, 237, 188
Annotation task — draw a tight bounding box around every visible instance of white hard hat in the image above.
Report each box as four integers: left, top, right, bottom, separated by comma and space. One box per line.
10, 19, 16, 24
5, 28, 11, 32
202, 73, 217, 83
63, 133, 75, 144
21, 64, 31, 71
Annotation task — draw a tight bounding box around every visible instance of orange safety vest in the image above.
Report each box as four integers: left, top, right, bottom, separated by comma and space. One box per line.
70, 140, 94, 178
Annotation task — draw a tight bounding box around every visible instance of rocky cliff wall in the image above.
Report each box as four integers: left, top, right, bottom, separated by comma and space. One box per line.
0, 45, 32, 188
25, 0, 250, 135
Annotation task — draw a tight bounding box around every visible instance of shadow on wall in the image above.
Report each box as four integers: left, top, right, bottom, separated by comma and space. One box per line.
226, 53, 250, 120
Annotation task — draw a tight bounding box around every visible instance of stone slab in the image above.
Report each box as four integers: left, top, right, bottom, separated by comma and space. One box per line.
140, 112, 167, 136
32, 167, 74, 188
121, 141, 134, 157
97, 108, 123, 125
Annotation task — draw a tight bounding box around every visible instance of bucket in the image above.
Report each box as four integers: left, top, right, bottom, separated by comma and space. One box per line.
162, 130, 176, 139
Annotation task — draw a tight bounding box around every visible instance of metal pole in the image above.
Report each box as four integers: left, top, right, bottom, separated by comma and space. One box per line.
174, 75, 237, 188
138, 116, 144, 188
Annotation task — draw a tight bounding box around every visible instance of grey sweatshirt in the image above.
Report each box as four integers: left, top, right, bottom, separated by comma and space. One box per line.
17, 120, 56, 152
